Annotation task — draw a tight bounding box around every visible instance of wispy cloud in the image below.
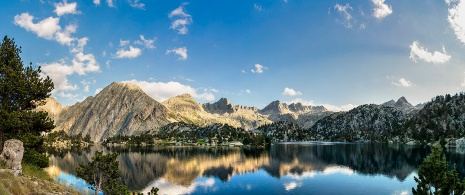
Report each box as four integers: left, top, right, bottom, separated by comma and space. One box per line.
333, 3, 353, 28
409, 41, 451, 64
251, 64, 267, 73
282, 87, 302, 96
254, 4, 262, 12
446, 0, 465, 44
371, 0, 392, 20
128, 0, 145, 9
169, 4, 192, 35
166, 47, 188, 60
134, 35, 156, 49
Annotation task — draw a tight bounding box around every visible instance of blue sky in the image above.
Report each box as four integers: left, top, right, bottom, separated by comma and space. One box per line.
1, 0, 465, 111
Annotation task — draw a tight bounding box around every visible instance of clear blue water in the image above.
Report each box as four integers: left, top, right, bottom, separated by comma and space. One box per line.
47, 143, 465, 195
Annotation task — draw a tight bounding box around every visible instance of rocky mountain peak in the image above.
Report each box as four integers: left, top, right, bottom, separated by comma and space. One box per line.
202, 97, 235, 114
53, 82, 173, 142
395, 96, 413, 108
162, 93, 203, 113
288, 103, 310, 113
260, 100, 290, 115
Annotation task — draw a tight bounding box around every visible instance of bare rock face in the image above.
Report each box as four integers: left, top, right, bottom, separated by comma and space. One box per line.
1, 139, 24, 176
54, 82, 175, 142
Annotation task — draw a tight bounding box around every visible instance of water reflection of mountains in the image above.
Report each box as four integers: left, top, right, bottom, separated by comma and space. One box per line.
48, 144, 465, 191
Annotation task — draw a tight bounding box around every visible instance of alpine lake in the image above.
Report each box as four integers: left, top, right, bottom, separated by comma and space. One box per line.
45, 143, 465, 195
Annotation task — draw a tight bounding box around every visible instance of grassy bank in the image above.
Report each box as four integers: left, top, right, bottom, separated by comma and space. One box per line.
0, 162, 80, 195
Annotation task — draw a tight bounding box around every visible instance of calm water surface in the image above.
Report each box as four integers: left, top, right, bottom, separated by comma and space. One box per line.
46, 143, 465, 195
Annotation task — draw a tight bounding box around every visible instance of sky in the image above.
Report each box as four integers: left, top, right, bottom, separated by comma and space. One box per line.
1, 0, 465, 111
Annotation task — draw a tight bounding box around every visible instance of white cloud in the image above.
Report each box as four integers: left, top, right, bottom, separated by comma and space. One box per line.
116, 46, 142, 58
81, 80, 92, 92
134, 35, 156, 49
93, 0, 100, 5
54, 1, 80, 16
241, 70, 246, 73
282, 87, 302, 96
169, 4, 192, 35
14, 12, 89, 52
323, 104, 357, 112
128, 0, 145, 9
122, 80, 215, 101
392, 78, 413, 87
285, 98, 315, 106
41, 52, 100, 93
166, 47, 188, 60
41, 61, 78, 92
254, 4, 262, 11
409, 41, 451, 64
245, 89, 251, 94
71, 37, 88, 53
334, 3, 353, 28
447, 0, 465, 44
107, 0, 115, 7
57, 91, 79, 99
95, 88, 103, 95
55, 24, 77, 46
251, 64, 267, 73
14, 13, 61, 40
371, 0, 392, 20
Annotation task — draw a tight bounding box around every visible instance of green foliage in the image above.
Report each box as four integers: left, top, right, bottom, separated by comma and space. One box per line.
0, 36, 54, 166
412, 146, 465, 194
45, 130, 94, 147
76, 151, 128, 195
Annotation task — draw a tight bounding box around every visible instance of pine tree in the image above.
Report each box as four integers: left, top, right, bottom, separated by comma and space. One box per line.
0, 36, 54, 167
76, 151, 129, 195
412, 146, 465, 194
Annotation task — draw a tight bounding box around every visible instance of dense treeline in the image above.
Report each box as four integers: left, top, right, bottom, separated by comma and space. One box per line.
406, 93, 465, 143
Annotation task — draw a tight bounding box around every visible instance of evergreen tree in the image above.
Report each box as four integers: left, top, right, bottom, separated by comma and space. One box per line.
0, 36, 54, 167
412, 146, 465, 194
76, 151, 129, 195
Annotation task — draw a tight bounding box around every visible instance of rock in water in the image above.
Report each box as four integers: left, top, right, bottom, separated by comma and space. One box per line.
1, 139, 24, 175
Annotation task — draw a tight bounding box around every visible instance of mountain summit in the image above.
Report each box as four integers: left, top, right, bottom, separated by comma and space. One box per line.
53, 82, 174, 142
382, 96, 416, 112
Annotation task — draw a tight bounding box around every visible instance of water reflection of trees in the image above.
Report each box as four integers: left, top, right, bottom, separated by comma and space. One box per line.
48, 144, 465, 191
268, 143, 431, 181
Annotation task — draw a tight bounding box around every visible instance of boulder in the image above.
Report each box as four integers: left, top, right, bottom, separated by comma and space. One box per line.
1, 139, 24, 175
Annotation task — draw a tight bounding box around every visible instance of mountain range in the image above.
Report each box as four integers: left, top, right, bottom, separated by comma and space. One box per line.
38, 82, 343, 142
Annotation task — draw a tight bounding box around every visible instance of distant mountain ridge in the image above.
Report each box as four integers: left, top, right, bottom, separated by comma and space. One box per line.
39, 81, 443, 143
